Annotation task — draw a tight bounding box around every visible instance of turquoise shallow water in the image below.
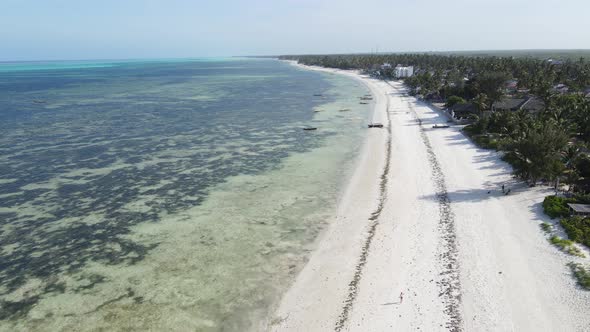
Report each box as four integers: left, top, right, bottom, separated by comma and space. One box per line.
0, 58, 371, 331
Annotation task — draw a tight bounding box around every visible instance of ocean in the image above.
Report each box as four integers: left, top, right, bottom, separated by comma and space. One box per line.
0, 58, 371, 331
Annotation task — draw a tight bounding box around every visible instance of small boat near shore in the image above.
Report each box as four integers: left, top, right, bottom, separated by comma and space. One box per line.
368, 123, 384, 128
313, 94, 323, 96
303, 127, 318, 131
339, 108, 351, 112
360, 102, 369, 105
432, 124, 450, 129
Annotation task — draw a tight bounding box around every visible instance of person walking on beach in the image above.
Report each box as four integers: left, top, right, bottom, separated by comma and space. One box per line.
502, 184, 505, 193
399, 291, 404, 304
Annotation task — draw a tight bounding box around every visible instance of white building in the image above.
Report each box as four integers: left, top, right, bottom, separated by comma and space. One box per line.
394, 65, 414, 78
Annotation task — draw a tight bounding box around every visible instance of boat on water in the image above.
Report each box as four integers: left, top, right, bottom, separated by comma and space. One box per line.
339, 108, 351, 112
313, 94, 323, 96
360, 102, 369, 105
303, 127, 318, 131
432, 124, 450, 129
368, 123, 384, 128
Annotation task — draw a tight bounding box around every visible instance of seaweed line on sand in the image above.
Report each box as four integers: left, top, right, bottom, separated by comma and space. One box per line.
334, 82, 392, 332
405, 94, 463, 332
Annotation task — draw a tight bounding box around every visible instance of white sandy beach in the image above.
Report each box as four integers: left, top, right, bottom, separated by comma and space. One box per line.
268, 62, 590, 331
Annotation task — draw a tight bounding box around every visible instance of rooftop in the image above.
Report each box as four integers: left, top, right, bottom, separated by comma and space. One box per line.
493, 97, 545, 112
567, 203, 590, 214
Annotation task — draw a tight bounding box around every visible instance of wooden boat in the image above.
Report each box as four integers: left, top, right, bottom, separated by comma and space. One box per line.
339, 108, 351, 112
432, 124, 450, 129
368, 123, 384, 128
303, 127, 318, 131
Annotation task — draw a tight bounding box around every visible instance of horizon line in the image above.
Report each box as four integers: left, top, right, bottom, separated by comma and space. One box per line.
2, 48, 590, 63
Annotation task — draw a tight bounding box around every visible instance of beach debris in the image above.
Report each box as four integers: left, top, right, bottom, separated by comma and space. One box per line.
368, 123, 384, 128
302, 127, 317, 131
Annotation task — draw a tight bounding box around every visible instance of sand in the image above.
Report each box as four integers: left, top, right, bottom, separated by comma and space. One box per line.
269, 62, 590, 331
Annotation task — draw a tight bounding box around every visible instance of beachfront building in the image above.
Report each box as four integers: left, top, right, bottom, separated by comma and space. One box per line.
491, 96, 545, 114
394, 65, 414, 78
449, 102, 477, 119
568, 203, 590, 216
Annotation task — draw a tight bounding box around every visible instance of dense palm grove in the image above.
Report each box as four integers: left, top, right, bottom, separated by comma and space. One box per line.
281, 53, 590, 264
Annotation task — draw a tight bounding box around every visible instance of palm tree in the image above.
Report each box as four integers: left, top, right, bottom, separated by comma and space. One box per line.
561, 143, 586, 192
473, 93, 489, 118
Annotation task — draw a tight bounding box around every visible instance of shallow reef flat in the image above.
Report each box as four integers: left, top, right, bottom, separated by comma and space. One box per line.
0, 59, 371, 331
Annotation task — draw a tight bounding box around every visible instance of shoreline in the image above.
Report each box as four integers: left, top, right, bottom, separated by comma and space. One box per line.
263, 62, 390, 330
267, 61, 590, 331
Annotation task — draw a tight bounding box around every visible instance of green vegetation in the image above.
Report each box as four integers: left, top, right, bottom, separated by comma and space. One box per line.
445, 95, 466, 108
561, 216, 590, 249
568, 262, 590, 290
280, 53, 590, 96
540, 222, 552, 233
502, 121, 567, 185
466, 96, 590, 186
549, 236, 585, 257
469, 134, 500, 150
543, 196, 573, 219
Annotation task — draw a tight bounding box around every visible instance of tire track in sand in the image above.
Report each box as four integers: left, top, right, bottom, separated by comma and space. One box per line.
402, 92, 462, 332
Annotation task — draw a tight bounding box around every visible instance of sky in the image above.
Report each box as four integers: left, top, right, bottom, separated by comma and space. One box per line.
1, 0, 589, 61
